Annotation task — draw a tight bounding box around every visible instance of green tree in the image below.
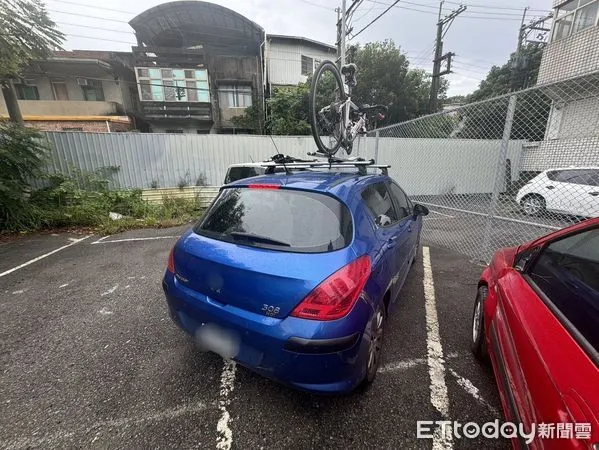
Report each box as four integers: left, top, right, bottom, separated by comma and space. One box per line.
266, 83, 312, 135
0, 121, 49, 230
230, 96, 265, 134
346, 40, 442, 124
0, 0, 64, 121
458, 45, 549, 141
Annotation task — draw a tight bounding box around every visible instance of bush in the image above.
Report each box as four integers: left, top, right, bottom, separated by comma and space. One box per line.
0, 122, 49, 231
1, 155, 204, 234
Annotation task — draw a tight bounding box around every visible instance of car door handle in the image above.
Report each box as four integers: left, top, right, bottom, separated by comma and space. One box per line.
546, 185, 555, 189
590, 192, 599, 197
387, 237, 398, 248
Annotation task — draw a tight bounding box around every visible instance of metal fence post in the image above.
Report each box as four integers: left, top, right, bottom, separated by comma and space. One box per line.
374, 130, 380, 163
480, 94, 518, 263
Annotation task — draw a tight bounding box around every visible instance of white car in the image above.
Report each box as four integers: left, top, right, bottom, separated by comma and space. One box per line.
516, 167, 599, 218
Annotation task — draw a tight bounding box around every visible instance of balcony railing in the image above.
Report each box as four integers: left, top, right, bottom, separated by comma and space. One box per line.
0, 100, 124, 117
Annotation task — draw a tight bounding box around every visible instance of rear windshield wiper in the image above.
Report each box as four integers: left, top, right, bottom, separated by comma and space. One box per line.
228, 231, 291, 247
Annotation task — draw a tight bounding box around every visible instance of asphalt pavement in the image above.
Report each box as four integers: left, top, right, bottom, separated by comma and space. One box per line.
0, 224, 508, 449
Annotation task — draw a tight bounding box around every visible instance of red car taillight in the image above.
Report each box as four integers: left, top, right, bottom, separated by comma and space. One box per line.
248, 183, 280, 189
167, 247, 175, 273
291, 255, 371, 321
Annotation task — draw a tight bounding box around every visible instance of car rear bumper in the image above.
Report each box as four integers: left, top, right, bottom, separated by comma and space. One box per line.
162, 272, 373, 394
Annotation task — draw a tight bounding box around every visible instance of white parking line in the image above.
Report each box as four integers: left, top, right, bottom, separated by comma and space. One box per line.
91, 236, 180, 244
216, 360, 236, 450
0, 401, 210, 449
423, 246, 453, 450
418, 202, 561, 231
379, 357, 426, 373
449, 368, 500, 417
0, 236, 91, 278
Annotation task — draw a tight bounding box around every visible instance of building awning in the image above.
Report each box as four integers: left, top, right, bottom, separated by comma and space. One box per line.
1, 115, 131, 124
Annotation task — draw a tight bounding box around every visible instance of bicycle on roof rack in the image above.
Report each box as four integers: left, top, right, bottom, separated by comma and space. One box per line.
309, 60, 388, 158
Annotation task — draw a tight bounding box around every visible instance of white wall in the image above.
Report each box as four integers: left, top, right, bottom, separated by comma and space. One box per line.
538, 25, 599, 84
267, 40, 336, 87
43, 132, 523, 196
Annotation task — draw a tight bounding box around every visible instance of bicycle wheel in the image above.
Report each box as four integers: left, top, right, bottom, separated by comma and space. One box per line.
310, 60, 346, 157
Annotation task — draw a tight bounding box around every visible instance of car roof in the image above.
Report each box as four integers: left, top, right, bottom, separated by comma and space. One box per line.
224, 171, 389, 202
226, 162, 268, 169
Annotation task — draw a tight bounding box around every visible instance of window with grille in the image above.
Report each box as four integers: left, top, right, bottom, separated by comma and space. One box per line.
552, 0, 599, 41
136, 67, 210, 102
301, 55, 314, 76
82, 80, 105, 101
218, 85, 252, 108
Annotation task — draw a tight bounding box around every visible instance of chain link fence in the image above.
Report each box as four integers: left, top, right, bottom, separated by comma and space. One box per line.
367, 71, 599, 262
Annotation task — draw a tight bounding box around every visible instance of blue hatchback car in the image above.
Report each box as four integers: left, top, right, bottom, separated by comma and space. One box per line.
162, 171, 429, 393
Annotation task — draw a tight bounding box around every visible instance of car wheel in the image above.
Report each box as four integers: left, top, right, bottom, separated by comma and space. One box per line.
520, 194, 545, 216
471, 285, 488, 361
362, 301, 386, 388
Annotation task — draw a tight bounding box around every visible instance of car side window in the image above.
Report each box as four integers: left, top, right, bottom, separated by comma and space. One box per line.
361, 183, 399, 227
546, 170, 559, 181
388, 182, 411, 220
589, 170, 599, 187
528, 228, 599, 353
556, 169, 588, 185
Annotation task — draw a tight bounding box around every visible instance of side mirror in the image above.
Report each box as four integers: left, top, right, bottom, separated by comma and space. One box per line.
413, 203, 429, 217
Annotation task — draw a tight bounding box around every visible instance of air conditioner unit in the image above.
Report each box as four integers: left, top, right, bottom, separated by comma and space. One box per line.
76, 78, 89, 86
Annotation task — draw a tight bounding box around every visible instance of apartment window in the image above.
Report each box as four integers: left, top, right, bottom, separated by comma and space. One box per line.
552, 0, 599, 41
301, 55, 314, 76
82, 80, 105, 101
15, 84, 39, 100
62, 127, 84, 131
218, 85, 252, 108
136, 67, 209, 103
165, 129, 184, 133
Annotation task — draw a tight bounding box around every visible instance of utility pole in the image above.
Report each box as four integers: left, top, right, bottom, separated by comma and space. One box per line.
336, 0, 362, 68
510, 7, 529, 91
340, 0, 347, 67
429, 2, 466, 112
511, 9, 553, 90
336, 6, 342, 66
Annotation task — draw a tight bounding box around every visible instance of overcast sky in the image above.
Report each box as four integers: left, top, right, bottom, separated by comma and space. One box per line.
45, 0, 553, 96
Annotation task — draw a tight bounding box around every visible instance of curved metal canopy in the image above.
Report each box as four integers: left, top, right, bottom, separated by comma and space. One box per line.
129, 1, 265, 53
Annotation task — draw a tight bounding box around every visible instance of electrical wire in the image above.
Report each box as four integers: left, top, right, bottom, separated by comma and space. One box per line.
349, 0, 402, 40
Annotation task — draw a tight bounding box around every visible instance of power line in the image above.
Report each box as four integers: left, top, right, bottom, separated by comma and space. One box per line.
349, 0, 402, 40
297, 0, 337, 11
56, 21, 134, 35
47, 0, 135, 15
362, 0, 542, 20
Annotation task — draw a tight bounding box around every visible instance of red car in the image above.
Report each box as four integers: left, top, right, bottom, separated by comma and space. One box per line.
471, 217, 599, 449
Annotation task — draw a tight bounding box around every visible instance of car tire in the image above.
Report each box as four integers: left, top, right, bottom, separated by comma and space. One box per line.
412, 238, 420, 266
520, 194, 546, 216
471, 285, 489, 361
360, 301, 386, 389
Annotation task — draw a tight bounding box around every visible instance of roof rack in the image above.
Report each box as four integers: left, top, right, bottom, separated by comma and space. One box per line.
261, 153, 390, 176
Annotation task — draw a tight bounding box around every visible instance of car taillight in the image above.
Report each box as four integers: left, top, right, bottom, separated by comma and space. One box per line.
291, 255, 371, 321
167, 247, 175, 273
248, 183, 280, 189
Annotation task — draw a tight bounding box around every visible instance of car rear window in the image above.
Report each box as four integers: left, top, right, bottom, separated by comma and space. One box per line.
225, 167, 266, 184
194, 187, 353, 253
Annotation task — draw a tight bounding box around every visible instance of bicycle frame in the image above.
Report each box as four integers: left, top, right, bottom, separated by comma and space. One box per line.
336, 96, 366, 148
